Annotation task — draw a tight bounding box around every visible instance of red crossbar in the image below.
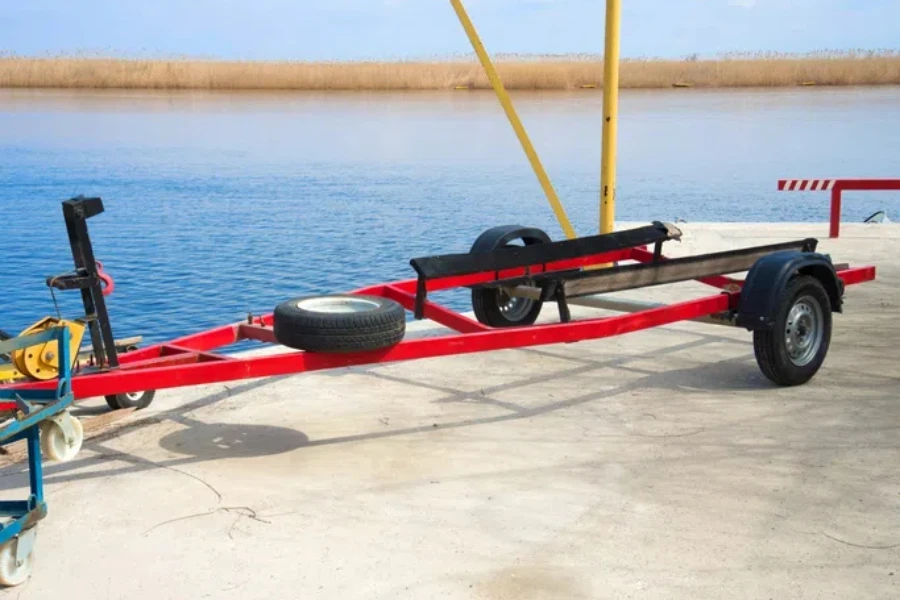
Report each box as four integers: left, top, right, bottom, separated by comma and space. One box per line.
381, 285, 490, 334
837, 265, 876, 286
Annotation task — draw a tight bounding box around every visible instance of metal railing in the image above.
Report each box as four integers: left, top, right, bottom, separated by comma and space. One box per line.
778, 178, 900, 238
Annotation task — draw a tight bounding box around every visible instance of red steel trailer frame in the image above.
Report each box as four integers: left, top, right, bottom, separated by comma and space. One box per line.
0, 233, 876, 411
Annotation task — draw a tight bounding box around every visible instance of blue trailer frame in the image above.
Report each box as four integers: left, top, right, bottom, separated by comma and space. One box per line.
0, 326, 74, 585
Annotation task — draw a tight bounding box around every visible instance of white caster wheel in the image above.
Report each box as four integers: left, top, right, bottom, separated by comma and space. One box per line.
40, 412, 84, 462
0, 530, 35, 587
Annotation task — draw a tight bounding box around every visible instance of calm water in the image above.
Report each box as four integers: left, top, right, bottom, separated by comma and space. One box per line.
1, 87, 899, 346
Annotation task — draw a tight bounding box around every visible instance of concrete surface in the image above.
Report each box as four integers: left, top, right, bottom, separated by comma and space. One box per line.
1, 223, 897, 599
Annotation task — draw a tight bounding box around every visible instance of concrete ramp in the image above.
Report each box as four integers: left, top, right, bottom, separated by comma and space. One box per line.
1, 223, 897, 599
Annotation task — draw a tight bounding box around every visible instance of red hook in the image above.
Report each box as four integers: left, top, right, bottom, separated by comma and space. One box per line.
95, 260, 115, 297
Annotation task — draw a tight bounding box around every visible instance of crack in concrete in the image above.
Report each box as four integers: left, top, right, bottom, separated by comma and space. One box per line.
822, 532, 900, 550
143, 506, 270, 537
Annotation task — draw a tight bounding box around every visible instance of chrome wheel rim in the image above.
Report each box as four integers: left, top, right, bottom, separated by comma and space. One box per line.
497, 288, 534, 322
296, 297, 379, 314
785, 295, 823, 366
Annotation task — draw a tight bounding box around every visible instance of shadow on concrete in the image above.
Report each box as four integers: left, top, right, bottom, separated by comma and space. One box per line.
71, 405, 112, 417
297, 352, 767, 450
158, 417, 309, 460
0, 376, 290, 492
364, 333, 771, 415
0, 327, 774, 491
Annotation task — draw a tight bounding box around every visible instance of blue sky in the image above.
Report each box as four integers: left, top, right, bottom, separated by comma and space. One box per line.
1, 1, 897, 60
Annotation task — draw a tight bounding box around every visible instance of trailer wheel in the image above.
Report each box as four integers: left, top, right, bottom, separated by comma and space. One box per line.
473, 285, 543, 328
753, 275, 832, 386
274, 295, 406, 353
39, 413, 83, 462
0, 533, 34, 587
105, 390, 156, 410
471, 226, 548, 328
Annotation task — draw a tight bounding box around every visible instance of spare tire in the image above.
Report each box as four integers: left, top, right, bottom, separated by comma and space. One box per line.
273, 295, 406, 353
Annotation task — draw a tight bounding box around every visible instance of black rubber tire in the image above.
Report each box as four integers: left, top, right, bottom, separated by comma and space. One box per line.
472, 283, 543, 328
273, 294, 406, 353
106, 389, 157, 410
0, 329, 10, 361
471, 232, 547, 328
753, 275, 832, 386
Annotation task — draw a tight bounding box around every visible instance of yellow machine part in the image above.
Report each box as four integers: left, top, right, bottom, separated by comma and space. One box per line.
0, 317, 86, 382
0, 362, 18, 384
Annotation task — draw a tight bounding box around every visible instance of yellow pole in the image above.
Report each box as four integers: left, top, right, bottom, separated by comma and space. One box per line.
600, 0, 621, 234
448, 0, 577, 240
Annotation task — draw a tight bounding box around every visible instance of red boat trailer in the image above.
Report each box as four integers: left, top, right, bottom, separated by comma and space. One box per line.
0, 197, 877, 409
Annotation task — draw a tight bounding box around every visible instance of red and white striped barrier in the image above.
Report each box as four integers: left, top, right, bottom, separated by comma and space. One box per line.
777, 178, 900, 238
777, 179, 835, 192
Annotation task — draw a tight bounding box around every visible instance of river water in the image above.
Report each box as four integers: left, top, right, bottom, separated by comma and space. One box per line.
1, 87, 898, 344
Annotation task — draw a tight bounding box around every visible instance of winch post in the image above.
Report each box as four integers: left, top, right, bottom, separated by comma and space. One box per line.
60, 197, 119, 370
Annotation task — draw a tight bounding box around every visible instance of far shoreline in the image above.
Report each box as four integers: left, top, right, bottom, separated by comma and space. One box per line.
1, 53, 898, 91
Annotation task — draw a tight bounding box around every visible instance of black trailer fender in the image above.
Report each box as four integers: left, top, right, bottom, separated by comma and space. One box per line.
736, 250, 844, 331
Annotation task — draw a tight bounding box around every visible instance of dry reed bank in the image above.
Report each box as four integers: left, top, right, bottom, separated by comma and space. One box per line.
1, 53, 899, 90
